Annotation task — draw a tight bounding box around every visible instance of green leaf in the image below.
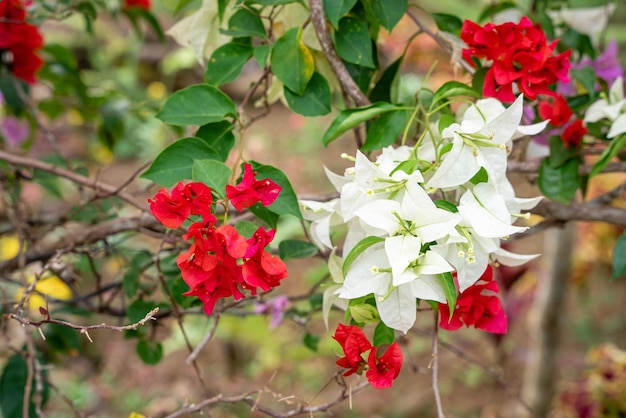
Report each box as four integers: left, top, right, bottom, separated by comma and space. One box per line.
221, 7, 267, 38
560, 28, 595, 59
350, 303, 379, 324
205, 40, 254, 86
303, 333, 319, 352
590, 134, 626, 177
248, 162, 302, 219
342, 236, 385, 277
235, 220, 261, 239
362, 109, 410, 151
548, 135, 580, 168
433, 199, 458, 213
344, 60, 376, 94
195, 120, 235, 162
431, 81, 480, 109
335, 17, 375, 68
123, 251, 153, 298
469, 166, 489, 185
373, 321, 395, 346
323, 0, 357, 29
253, 44, 270, 68
136, 340, 163, 365
249, 203, 280, 228
141, 137, 221, 186
192, 159, 232, 199
271, 27, 315, 95
43, 323, 82, 353
245, 0, 298, 4
437, 272, 457, 316
370, 57, 402, 103
370, 0, 406, 31
571, 67, 597, 98
156, 84, 237, 126
477, 1, 516, 22
322, 102, 396, 146
279, 240, 319, 260
611, 233, 626, 280
283, 72, 332, 116
538, 158, 580, 204
431, 13, 463, 35
0, 354, 49, 418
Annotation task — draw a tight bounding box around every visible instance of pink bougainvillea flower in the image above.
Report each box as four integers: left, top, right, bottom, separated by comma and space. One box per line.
365, 343, 403, 389
148, 182, 213, 228
0, 115, 30, 147
438, 265, 508, 334
461, 17, 571, 102
254, 295, 290, 328
123, 0, 151, 10
538, 95, 573, 127
242, 227, 287, 292
333, 324, 372, 377
561, 119, 587, 148
225, 163, 282, 211
0, 0, 44, 84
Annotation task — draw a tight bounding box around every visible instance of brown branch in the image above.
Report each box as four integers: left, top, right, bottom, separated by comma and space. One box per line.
0, 213, 164, 274
507, 159, 626, 176
0, 150, 149, 212
308, 0, 370, 107
530, 199, 626, 226
163, 380, 370, 418
406, 9, 475, 74
8, 308, 159, 342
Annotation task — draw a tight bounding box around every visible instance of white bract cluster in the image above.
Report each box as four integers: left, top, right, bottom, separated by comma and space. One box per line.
584, 76, 626, 138
301, 95, 541, 333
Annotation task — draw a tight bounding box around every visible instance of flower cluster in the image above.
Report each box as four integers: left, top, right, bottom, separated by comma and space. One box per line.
438, 266, 507, 333
333, 324, 403, 389
461, 17, 571, 102
0, 0, 44, 84
149, 164, 286, 315
123, 0, 151, 10
302, 95, 540, 334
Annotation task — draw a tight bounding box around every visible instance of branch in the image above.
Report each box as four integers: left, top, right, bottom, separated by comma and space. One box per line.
0, 150, 149, 212
8, 308, 159, 342
530, 199, 626, 227
507, 159, 626, 176
0, 213, 164, 273
163, 380, 370, 418
308, 0, 370, 107
431, 310, 446, 418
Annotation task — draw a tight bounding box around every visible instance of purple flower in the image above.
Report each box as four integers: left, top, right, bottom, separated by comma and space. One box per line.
0, 116, 30, 147
558, 40, 624, 96
254, 295, 290, 328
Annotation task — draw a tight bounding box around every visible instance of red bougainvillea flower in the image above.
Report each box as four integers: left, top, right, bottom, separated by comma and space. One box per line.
148, 182, 213, 228
438, 265, 508, 334
561, 119, 587, 148
366, 343, 403, 389
538, 95, 573, 127
178, 221, 249, 315
0, 0, 44, 84
242, 227, 287, 292
461, 17, 571, 102
226, 163, 282, 211
123, 0, 151, 10
333, 324, 372, 376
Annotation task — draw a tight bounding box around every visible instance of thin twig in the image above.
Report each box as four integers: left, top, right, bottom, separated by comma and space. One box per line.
185, 314, 220, 365
431, 310, 446, 418
0, 150, 149, 211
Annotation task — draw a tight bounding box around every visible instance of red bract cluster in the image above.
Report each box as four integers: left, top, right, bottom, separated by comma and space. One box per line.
149, 181, 287, 315
538, 95, 573, 127
148, 182, 213, 228
438, 266, 508, 334
226, 163, 282, 211
461, 17, 571, 102
0, 0, 44, 84
561, 119, 587, 148
333, 324, 403, 389
123, 0, 151, 10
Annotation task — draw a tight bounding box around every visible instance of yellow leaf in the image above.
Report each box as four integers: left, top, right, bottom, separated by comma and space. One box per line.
128, 413, 147, 418
0, 234, 20, 261
15, 274, 73, 314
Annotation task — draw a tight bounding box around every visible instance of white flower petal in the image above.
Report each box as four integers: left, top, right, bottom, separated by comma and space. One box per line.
376, 286, 416, 333
493, 247, 540, 267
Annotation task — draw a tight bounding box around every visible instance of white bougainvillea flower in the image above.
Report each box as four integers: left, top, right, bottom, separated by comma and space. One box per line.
457, 182, 529, 238
299, 199, 342, 250
337, 244, 446, 333
426, 95, 524, 189
584, 76, 626, 138
385, 235, 453, 286
322, 248, 348, 330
